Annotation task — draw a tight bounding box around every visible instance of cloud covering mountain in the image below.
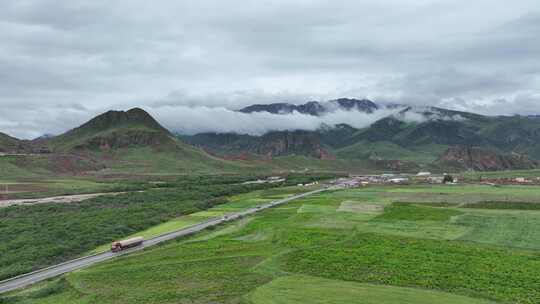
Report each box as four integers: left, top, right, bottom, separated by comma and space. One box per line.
0, 99, 458, 138
149, 105, 399, 136
0, 1, 539, 138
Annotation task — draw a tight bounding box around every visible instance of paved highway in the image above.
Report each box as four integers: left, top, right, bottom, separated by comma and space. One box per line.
0, 187, 332, 294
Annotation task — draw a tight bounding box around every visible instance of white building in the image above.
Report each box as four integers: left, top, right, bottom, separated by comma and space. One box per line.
388, 178, 409, 184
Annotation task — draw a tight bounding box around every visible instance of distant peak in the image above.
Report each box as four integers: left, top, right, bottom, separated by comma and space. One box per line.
62, 107, 170, 137
327, 98, 379, 113
126, 107, 149, 115
238, 98, 379, 116
47, 107, 175, 152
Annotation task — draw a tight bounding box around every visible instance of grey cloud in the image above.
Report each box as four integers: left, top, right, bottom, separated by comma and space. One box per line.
0, 0, 539, 138
148, 106, 402, 136
0, 104, 102, 139
378, 68, 530, 103
154, 90, 325, 110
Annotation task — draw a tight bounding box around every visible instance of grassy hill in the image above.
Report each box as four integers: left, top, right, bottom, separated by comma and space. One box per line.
46, 108, 175, 152
1, 108, 363, 180
0, 108, 261, 178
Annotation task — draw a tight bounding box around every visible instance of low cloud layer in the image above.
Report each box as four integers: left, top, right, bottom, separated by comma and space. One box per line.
0, 101, 467, 139
149, 106, 400, 136
0, 1, 539, 138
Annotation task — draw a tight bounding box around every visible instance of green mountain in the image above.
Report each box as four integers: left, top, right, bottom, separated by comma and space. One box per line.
47, 108, 176, 152
182, 130, 332, 159
0, 109, 255, 177
438, 146, 539, 171
3, 104, 540, 176
182, 105, 540, 172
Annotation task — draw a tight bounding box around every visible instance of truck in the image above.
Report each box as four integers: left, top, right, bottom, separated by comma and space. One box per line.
111, 236, 144, 252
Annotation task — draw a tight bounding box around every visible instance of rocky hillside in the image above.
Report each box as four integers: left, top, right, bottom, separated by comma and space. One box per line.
438, 146, 539, 171
0, 108, 250, 176
47, 108, 177, 152
184, 130, 332, 159
256, 131, 332, 159
184, 100, 540, 171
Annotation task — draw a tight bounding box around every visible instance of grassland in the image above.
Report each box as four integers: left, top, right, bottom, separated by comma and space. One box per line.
247, 275, 495, 304
3, 184, 540, 303
101, 146, 256, 175
0, 156, 47, 179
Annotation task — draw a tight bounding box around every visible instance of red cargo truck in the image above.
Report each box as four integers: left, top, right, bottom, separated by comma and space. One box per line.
111, 236, 144, 252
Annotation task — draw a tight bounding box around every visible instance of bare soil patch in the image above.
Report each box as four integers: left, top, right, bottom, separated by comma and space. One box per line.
0, 192, 127, 208
338, 200, 384, 214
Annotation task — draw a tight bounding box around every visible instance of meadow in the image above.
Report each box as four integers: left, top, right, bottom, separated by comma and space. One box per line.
3, 183, 540, 303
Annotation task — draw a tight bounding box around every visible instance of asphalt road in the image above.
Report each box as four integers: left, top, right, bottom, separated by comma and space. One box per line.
0, 187, 331, 294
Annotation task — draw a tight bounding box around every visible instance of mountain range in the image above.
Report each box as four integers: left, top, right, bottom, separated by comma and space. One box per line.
1, 99, 540, 175
183, 98, 540, 171
238, 98, 379, 115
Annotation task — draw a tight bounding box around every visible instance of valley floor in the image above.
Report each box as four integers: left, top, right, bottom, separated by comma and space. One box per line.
3, 184, 540, 303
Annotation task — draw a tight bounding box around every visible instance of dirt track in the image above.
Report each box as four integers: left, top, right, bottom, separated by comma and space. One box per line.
0, 192, 127, 208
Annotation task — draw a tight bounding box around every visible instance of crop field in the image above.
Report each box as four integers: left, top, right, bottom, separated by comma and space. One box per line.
3, 184, 540, 303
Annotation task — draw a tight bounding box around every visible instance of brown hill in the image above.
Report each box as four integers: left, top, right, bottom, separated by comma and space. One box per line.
438, 146, 539, 171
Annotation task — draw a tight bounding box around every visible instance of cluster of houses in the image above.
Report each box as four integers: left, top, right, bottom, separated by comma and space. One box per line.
480, 176, 540, 185
331, 172, 458, 188
243, 176, 286, 185
332, 175, 410, 188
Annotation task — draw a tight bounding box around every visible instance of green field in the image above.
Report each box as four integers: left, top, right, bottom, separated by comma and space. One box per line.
3, 184, 540, 303
247, 275, 495, 304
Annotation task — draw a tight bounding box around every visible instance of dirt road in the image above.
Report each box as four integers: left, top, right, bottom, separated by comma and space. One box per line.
0, 192, 128, 208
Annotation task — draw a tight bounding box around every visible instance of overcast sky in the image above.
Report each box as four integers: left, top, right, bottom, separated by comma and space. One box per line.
1, 0, 539, 138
